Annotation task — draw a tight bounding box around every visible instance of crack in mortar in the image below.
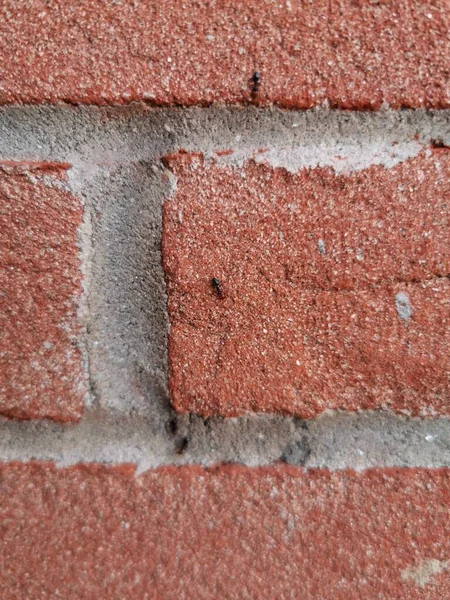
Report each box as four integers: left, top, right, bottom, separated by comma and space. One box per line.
1, 106, 450, 469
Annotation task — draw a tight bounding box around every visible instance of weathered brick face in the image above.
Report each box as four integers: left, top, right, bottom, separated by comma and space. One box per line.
2, 463, 450, 599
1, 0, 450, 595
0, 0, 449, 108
163, 151, 450, 417
0, 163, 86, 421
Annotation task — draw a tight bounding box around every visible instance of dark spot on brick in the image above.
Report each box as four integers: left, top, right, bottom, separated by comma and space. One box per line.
431, 138, 449, 149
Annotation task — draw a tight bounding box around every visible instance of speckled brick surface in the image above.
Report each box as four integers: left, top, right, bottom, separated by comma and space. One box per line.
0, 163, 86, 421
163, 151, 450, 417
1, 463, 450, 600
0, 0, 449, 108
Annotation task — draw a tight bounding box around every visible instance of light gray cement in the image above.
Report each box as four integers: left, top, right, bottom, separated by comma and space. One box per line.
1, 409, 450, 471
1, 105, 450, 470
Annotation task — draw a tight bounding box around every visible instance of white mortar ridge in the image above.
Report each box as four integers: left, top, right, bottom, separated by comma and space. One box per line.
0, 106, 449, 171
0, 106, 450, 469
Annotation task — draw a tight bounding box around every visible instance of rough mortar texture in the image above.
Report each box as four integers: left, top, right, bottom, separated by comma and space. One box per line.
0, 162, 86, 421
2, 410, 450, 471
1, 0, 450, 109
2, 463, 450, 599
0, 107, 450, 466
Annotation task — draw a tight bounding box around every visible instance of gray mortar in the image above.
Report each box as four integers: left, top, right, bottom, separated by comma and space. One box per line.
1, 105, 450, 470
1, 410, 450, 471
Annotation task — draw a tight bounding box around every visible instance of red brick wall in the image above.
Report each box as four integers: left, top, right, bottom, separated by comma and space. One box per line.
2, 463, 450, 599
1, 2, 450, 598
1, 0, 449, 108
163, 151, 450, 417
0, 163, 86, 421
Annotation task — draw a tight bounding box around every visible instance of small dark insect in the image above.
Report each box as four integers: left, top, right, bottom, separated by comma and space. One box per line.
166, 417, 178, 436
251, 71, 261, 95
176, 437, 189, 455
431, 138, 448, 149
211, 277, 224, 298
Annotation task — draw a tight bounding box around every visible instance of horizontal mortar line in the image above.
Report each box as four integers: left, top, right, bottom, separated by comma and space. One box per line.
0, 409, 450, 471
8, 139, 444, 170
0, 145, 442, 169
0, 107, 450, 172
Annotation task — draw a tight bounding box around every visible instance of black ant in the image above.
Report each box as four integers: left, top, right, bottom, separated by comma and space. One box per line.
176, 437, 189, 455
166, 417, 178, 436
211, 277, 224, 298
431, 138, 448, 149
251, 71, 261, 95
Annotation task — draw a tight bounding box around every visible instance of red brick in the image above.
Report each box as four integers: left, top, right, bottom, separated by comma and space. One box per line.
163, 151, 450, 417
0, 163, 86, 421
0, 0, 449, 108
1, 463, 450, 599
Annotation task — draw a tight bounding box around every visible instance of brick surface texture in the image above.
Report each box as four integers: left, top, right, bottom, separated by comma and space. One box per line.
163, 151, 450, 417
0, 163, 85, 421
0, 0, 449, 108
1, 463, 450, 599
2, 0, 450, 596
